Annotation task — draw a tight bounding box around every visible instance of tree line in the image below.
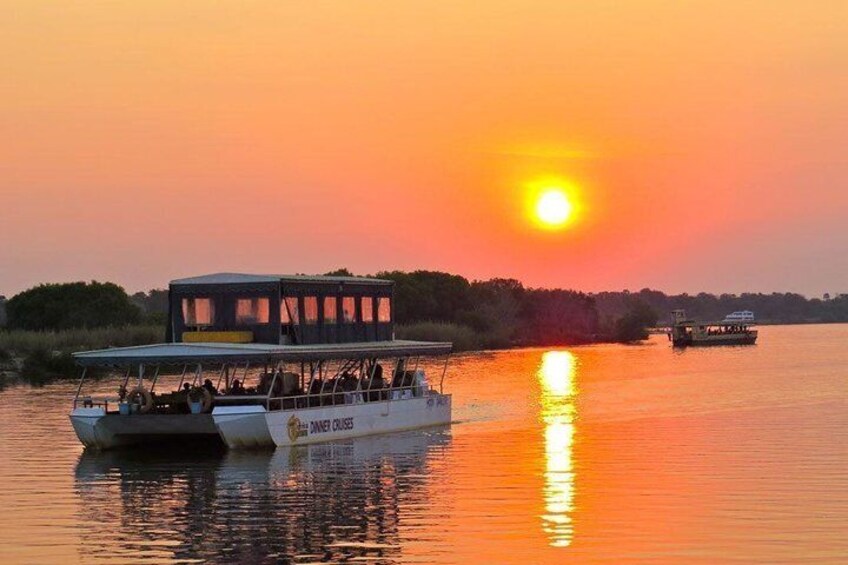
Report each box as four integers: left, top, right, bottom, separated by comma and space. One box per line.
4, 274, 847, 347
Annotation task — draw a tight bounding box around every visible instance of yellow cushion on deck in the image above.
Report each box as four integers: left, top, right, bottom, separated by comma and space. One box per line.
182, 331, 254, 343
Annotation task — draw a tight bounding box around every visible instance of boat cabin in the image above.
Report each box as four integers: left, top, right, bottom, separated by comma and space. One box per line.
167, 273, 394, 345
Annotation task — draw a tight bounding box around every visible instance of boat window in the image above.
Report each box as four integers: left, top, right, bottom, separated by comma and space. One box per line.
361, 296, 374, 323
377, 297, 391, 322
304, 297, 319, 325
281, 296, 299, 324
324, 296, 337, 324
182, 297, 214, 326
236, 297, 270, 324
342, 296, 356, 323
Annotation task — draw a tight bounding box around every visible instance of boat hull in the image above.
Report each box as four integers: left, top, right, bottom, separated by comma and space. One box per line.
70, 408, 221, 450
265, 393, 452, 448
212, 405, 275, 449
673, 335, 758, 347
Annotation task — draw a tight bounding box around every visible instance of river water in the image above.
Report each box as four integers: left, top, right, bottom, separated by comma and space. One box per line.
1, 324, 847, 563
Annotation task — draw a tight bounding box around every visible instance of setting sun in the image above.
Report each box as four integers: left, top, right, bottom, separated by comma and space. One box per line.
535, 189, 574, 228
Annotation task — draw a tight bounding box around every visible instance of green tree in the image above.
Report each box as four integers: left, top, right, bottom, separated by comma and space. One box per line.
375, 270, 472, 324
613, 299, 658, 342
323, 268, 355, 277
7, 281, 141, 331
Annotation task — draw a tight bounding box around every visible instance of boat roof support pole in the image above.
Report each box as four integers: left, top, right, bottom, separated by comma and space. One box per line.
137, 363, 145, 388
266, 370, 280, 409
74, 367, 88, 402
391, 357, 405, 392
440, 353, 451, 393
216, 364, 226, 392
355, 360, 366, 392
149, 365, 161, 392
122, 366, 132, 391
331, 359, 346, 395
193, 364, 202, 387
366, 357, 377, 391
177, 364, 188, 389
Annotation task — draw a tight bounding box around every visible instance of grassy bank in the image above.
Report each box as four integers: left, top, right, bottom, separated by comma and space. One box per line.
395, 321, 483, 351
0, 325, 165, 385
1, 321, 606, 384
0, 324, 164, 354
395, 321, 521, 351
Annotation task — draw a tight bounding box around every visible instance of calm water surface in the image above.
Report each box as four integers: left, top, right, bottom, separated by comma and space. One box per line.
1, 324, 847, 563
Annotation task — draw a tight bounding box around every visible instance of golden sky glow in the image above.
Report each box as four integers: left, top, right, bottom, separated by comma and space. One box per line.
1, 2, 847, 294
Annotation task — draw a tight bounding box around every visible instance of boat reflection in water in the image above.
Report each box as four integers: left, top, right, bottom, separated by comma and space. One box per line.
74, 428, 451, 562
538, 351, 578, 548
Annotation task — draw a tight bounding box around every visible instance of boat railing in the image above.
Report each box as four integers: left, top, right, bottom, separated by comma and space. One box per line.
72, 395, 117, 411
265, 382, 438, 412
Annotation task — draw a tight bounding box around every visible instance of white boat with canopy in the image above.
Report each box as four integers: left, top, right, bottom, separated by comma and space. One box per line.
69, 271, 452, 450
71, 340, 452, 449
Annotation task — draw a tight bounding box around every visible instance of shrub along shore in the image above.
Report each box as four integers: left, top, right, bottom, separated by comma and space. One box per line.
0, 325, 164, 385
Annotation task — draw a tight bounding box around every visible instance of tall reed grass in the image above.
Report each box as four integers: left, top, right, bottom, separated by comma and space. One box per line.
0, 325, 165, 385
395, 321, 487, 351
0, 325, 164, 356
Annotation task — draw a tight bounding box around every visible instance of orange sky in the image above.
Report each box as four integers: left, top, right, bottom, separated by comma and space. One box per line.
2, 1, 847, 296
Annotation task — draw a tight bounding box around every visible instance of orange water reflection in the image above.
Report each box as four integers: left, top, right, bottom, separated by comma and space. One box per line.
538, 351, 577, 548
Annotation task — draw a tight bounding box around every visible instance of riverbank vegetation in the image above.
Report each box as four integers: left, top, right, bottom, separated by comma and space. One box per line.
0, 325, 164, 385
4, 270, 845, 385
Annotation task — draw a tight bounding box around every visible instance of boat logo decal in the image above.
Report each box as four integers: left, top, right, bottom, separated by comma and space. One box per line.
287, 415, 307, 442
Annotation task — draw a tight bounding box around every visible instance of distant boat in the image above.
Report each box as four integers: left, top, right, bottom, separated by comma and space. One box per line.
723, 310, 755, 323
668, 309, 757, 347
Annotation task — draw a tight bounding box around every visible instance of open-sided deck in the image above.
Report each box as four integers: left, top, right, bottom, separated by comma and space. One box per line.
71, 340, 453, 450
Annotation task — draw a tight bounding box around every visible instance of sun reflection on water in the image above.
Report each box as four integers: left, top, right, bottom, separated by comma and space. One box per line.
539, 350, 577, 548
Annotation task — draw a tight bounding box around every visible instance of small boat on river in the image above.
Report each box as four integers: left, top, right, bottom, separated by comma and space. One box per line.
70, 273, 452, 450
668, 309, 757, 347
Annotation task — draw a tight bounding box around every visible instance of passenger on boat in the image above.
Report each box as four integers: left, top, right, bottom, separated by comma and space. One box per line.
340, 371, 360, 404
182, 383, 191, 393
203, 379, 218, 396
256, 372, 272, 395
320, 377, 343, 406
392, 360, 406, 389
308, 377, 323, 407
341, 371, 358, 392
280, 372, 303, 409
229, 379, 245, 395
391, 360, 415, 393
319, 378, 331, 406
367, 364, 386, 402
281, 372, 300, 395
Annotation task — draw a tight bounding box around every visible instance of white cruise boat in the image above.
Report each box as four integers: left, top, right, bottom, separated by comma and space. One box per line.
70, 273, 452, 450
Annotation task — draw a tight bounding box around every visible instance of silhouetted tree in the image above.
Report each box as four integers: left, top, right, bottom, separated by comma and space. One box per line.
7, 281, 141, 331
613, 299, 659, 342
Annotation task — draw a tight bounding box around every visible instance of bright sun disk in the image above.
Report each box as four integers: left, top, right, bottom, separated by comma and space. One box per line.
535, 188, 574, 228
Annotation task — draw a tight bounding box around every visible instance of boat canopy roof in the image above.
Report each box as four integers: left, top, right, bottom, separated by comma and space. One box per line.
170, 273, 392, 286
673, 320, 756, 328
73, 340, 452, 367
